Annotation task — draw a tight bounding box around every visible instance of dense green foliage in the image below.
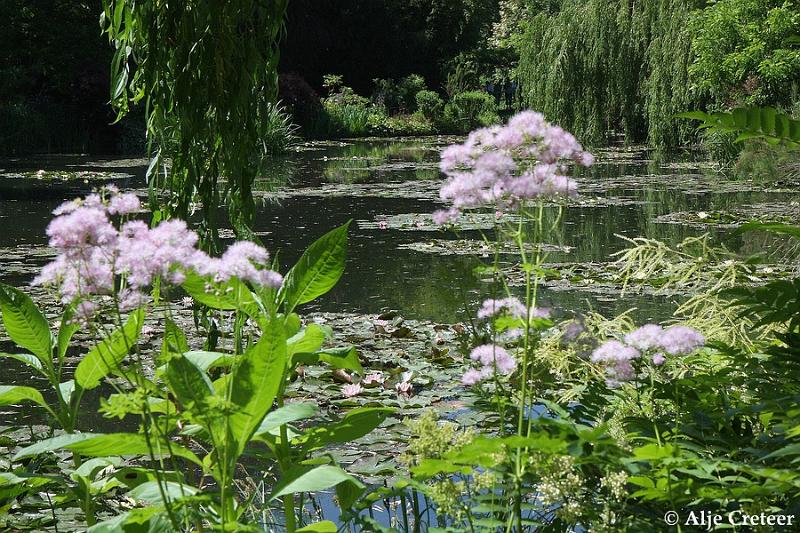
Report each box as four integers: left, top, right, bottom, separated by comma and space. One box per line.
515, 0, 799, 148
516, 0, 697, 147
100, 0, 289, 240
279, 0, 501, 96
690, 0, 800, 108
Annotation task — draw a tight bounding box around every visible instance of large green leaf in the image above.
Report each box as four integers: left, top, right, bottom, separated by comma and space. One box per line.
298, 407, 393, 451
280, 221, 350, 312
162, 318, 189, 355
286, 323, 329, 356
128, 480, 199, 504
228, 318, 287, 457
269, 464, 363, 501
293, 346, 363, 373
14, 433, 202, 466
182, 351, 235, 371
56, 305, 80, 364
254, 402, 319, 437
165, 355, 214, 409
0, 283, 53, 368
0, 352, 44, 374
182, 270, 255, 311
75, 308, 144, 390
87, 507, 172, 533
0, 385, 55, 418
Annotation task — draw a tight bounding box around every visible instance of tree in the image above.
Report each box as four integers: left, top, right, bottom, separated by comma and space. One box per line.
101, 0, 289, 243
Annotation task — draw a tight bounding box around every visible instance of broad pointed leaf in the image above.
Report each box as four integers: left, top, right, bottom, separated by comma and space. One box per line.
280, 221, 350, 312
0, 283, 53, 368
269, 464, 363, 501
0, 385, 55, 418
254, 402, 319, 437
14, 433, 202, 466
228, 319, 287, 457
0, 353, 44, 374
75, 308, 144, 390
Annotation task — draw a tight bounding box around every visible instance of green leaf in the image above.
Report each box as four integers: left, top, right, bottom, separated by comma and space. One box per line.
182, 271, 255, 311
75, 308, 144, 390
182, 351, 235, 371
335, 479, 364, 511
0, 385, 55, 418
228, 319, 287, 457
293, 346, 363, 373
14, 433, 202, 466
269, 464, 363, 501
280, 221, 350, 312
162, 318, 189, 355
0, 352, 44, 374
128, 480, 198, 504
87, 507, 172, 533
297, 521, 338, 532
59, 380, 76, 407
299, 407, 393, 451
254, 402, 319, 437
165, 355, 214, 409
0, 283, 53, 369
287, 323, 329, 356
56, 305, 80, 364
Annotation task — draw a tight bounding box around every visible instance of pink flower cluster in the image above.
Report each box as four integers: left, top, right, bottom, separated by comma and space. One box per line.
592, 324, 705, 387
477, 297, 550, 321
433, 111, 594, 223
461, 344, 517, 386
33, 190, 282, 321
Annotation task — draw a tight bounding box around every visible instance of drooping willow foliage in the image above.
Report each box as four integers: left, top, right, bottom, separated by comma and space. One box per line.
517, 0, 701, 148
100, 1, 288, 244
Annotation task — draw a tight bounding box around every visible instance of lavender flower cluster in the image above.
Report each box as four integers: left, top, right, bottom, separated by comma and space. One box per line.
433, 111, 595, 224
33, 188, 282, 323
462, 296, 548, 386
591, 324, 705, 387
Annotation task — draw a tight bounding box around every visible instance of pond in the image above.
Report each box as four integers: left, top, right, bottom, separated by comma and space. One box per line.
0, 138, 796, 529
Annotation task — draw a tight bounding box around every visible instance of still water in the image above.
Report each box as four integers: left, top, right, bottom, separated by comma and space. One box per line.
1, 137, 786, 323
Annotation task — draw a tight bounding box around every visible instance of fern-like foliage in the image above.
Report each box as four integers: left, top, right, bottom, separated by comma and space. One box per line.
677, 107, 800, 147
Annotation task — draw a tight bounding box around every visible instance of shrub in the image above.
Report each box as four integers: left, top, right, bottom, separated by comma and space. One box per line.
415, 90, 445, 120
443, 90, 499, 133
372, 74, 428, 114
278, 72, 323, 134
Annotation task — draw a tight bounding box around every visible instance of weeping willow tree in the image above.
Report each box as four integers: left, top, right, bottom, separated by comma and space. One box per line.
100, 1, 289, 244
517, 0, 700, 148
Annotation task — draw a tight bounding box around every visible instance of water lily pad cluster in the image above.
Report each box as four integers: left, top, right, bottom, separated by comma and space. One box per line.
654, 203, 800, 228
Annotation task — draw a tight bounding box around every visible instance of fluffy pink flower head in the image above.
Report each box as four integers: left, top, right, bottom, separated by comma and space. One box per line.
659, 325, 704, 355
469, 344, 516, 376
437, 110, 593, 217
624, 324, 664, 351
34, 190, 283, 309
591, 340, 640, 364
477, 297, 527, 320
461, 368, 483, 386
107, 193, 141, 216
